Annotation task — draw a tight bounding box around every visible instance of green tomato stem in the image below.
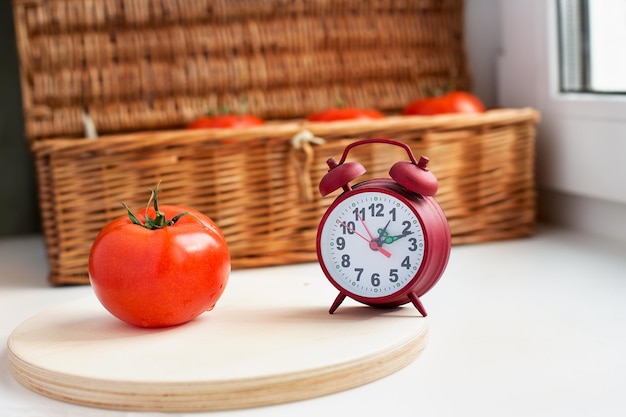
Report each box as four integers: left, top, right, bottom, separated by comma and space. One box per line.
119, 181, 189, 230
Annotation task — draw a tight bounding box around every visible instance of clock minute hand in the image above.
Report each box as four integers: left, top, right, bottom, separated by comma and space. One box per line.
375, 220, 392, 246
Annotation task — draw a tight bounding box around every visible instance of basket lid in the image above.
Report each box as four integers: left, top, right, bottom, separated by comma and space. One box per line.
12, 0, 469, 140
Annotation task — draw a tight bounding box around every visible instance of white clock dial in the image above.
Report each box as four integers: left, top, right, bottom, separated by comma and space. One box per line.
319, 190, 425, 298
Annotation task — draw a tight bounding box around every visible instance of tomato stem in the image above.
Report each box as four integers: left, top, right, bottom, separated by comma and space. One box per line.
120, 181, 189, 230
217, 98, 249, 117
238, 98, 249, 116
334, 93, 346, 108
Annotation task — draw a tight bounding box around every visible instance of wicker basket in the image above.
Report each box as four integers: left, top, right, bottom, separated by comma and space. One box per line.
12, 0, 539, 285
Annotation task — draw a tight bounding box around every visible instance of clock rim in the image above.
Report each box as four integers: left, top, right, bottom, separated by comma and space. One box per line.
316, 182, 449, 307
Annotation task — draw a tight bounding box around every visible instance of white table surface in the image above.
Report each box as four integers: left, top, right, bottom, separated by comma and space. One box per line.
2, 224, 626, 417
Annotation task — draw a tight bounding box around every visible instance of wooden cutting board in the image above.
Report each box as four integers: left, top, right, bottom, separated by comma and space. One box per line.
7, 267, 429, 412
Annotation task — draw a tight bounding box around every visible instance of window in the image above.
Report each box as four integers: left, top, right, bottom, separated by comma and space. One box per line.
499, 1, 626, 240
559, 0, 626, 93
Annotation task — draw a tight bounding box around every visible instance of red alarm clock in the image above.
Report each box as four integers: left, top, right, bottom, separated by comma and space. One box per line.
316, 138, 451, 316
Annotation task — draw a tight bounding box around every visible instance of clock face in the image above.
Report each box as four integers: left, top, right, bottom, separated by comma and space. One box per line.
318, 190, 425, 299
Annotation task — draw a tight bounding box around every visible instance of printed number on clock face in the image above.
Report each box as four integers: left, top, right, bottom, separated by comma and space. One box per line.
319, 191, 425, 298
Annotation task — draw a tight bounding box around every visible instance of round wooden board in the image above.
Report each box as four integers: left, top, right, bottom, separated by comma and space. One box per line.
7, 267, 428, 412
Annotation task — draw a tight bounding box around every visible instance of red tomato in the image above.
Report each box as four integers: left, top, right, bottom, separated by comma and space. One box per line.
403, 91, 486, 116
186, 116, 215, 129
307, 107, 385, 122
88, 185, 230, 328
209, 114, 265, 128
187, 114, 264, 129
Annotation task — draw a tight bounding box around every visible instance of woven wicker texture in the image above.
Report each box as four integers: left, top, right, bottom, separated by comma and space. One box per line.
13, 0, 468, 140
31, 109, 538, 285
12, 0, 539, 285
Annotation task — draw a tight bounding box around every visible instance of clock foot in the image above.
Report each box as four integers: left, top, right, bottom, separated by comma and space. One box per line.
408, 292, 428, 317
329, 293, 347, 314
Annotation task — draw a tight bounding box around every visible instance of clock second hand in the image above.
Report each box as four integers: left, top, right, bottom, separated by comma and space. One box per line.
355, 212, 375, 241
337, 219, 392, 258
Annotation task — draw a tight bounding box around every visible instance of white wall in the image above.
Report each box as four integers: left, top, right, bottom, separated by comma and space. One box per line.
464, 0, 500, 109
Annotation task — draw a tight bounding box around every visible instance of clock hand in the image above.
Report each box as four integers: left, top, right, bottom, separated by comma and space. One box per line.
376, 220, 415, 245
336, 219, 370, 243
336, 219, 392, 258
355, 213, 394, 258
355, 212, 375, 240
376, 220, 391, 245
381, 231, 414, 244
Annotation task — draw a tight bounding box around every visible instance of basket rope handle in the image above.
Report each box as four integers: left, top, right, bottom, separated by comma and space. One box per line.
82, 109, 98, 139
290, 130, 326, 202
